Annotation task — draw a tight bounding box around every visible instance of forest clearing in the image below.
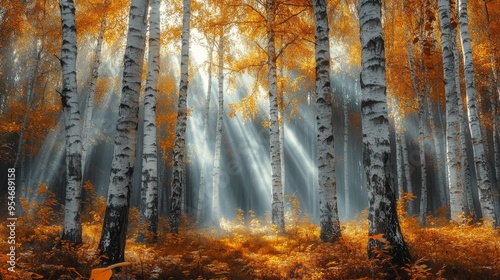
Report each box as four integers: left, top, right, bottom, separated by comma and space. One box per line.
2, 0, 500, 279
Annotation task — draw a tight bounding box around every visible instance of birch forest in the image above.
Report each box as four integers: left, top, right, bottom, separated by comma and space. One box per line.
2, 0, 500, 279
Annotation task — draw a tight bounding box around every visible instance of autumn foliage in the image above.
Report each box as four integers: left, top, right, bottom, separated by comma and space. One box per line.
2, 0, 500, 278
1, 190, 500, 279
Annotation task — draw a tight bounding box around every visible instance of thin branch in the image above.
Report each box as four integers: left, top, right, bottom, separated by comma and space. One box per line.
55, 89, 63, 98
276, 35, 299, 59
255, 41, 267, 56
301, 37, 315, 45
230, 3, 266, 21
275, 8, 308, 26
53, 54, 62, 65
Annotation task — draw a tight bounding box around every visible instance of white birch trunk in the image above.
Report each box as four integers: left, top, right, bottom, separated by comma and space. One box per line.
438, 0, 465, 223
453, 29, 473, 219
407, 28, 428, 226
418, 92, 428, 226
359, 0, 410, 264
280, 111, 285, 198
392, 99, 404, 200
138, 0, 160, 242
197, 43, 214, 225
313, 0, 340, 241
458, 0, 497, 226
170, 0, 191, 233
492, 96, 500, 188
212, 32, 224, 224
456, 77, 475, 219
181, 169, 187, 214
82, 13, 106, 174
59, 0, 83, 244
98, 0, 148, 264
395, 131, 403, 200
485, 4, 500, 199
401, 131, 414, 215
343, 80, 350, 218
308, 90, 319, 221
461, 110, 476, 219
266, 0, 285, 233
482, 1, 500, 147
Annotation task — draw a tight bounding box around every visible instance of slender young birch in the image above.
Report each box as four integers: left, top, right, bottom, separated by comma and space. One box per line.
458, 95, 476, 219
197, 43, 214, 225
417, 90, 428, 226
407, 29, 428, 226
401, 130, 414, 214
313, 0, 340, 242
391, 99, 404, 200
451, 28, 473, 219
483, 2, 500, 176
492, 95, 500, 187
266, 0, 285, 233
170, 0, 191, 233
138, 0, 160, 242
358, 0, 410, 264
98, 0, 148, 264
454, 53, 476, 220
280, 111, 285, 197
343, 78, 351, 218
438, 0, 465, 222
395, 132, 403, 199
458, 0, 497, 226
212, 31, 224, 224
82, 13, 106, 173
59, 0, 83, 244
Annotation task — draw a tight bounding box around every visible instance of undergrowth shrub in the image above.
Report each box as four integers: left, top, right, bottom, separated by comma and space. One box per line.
3, 187, 500, 279
81, 180, 106, 226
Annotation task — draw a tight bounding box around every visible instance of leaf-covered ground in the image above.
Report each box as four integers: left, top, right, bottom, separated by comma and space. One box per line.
1, 192, 500, 279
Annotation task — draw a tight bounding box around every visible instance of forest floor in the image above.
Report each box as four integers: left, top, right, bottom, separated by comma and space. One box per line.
1, 190, 500, 280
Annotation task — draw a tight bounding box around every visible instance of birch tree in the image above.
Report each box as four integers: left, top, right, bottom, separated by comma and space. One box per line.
453, 45, 476, 221
170, 0, 191, 233
358, 0, 410, 264
458, 0, 497, 226
395, 132, 403, 199
406, 24, 428, 226
401, 130, 414, 214
391, 98, 404, 200
313, 0, 340, 242
98, 0, 148, 264
438, 0, 465, 222
212, 30, 224, 224
265, 0, 285, 233
228, 0, 309, 232
492, 95, 500, 188
417, 91, 428, 226
343, 77, 351, 218
138, 0, 161, 242
59, 0, 84, 244
450, 25, 474, 219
